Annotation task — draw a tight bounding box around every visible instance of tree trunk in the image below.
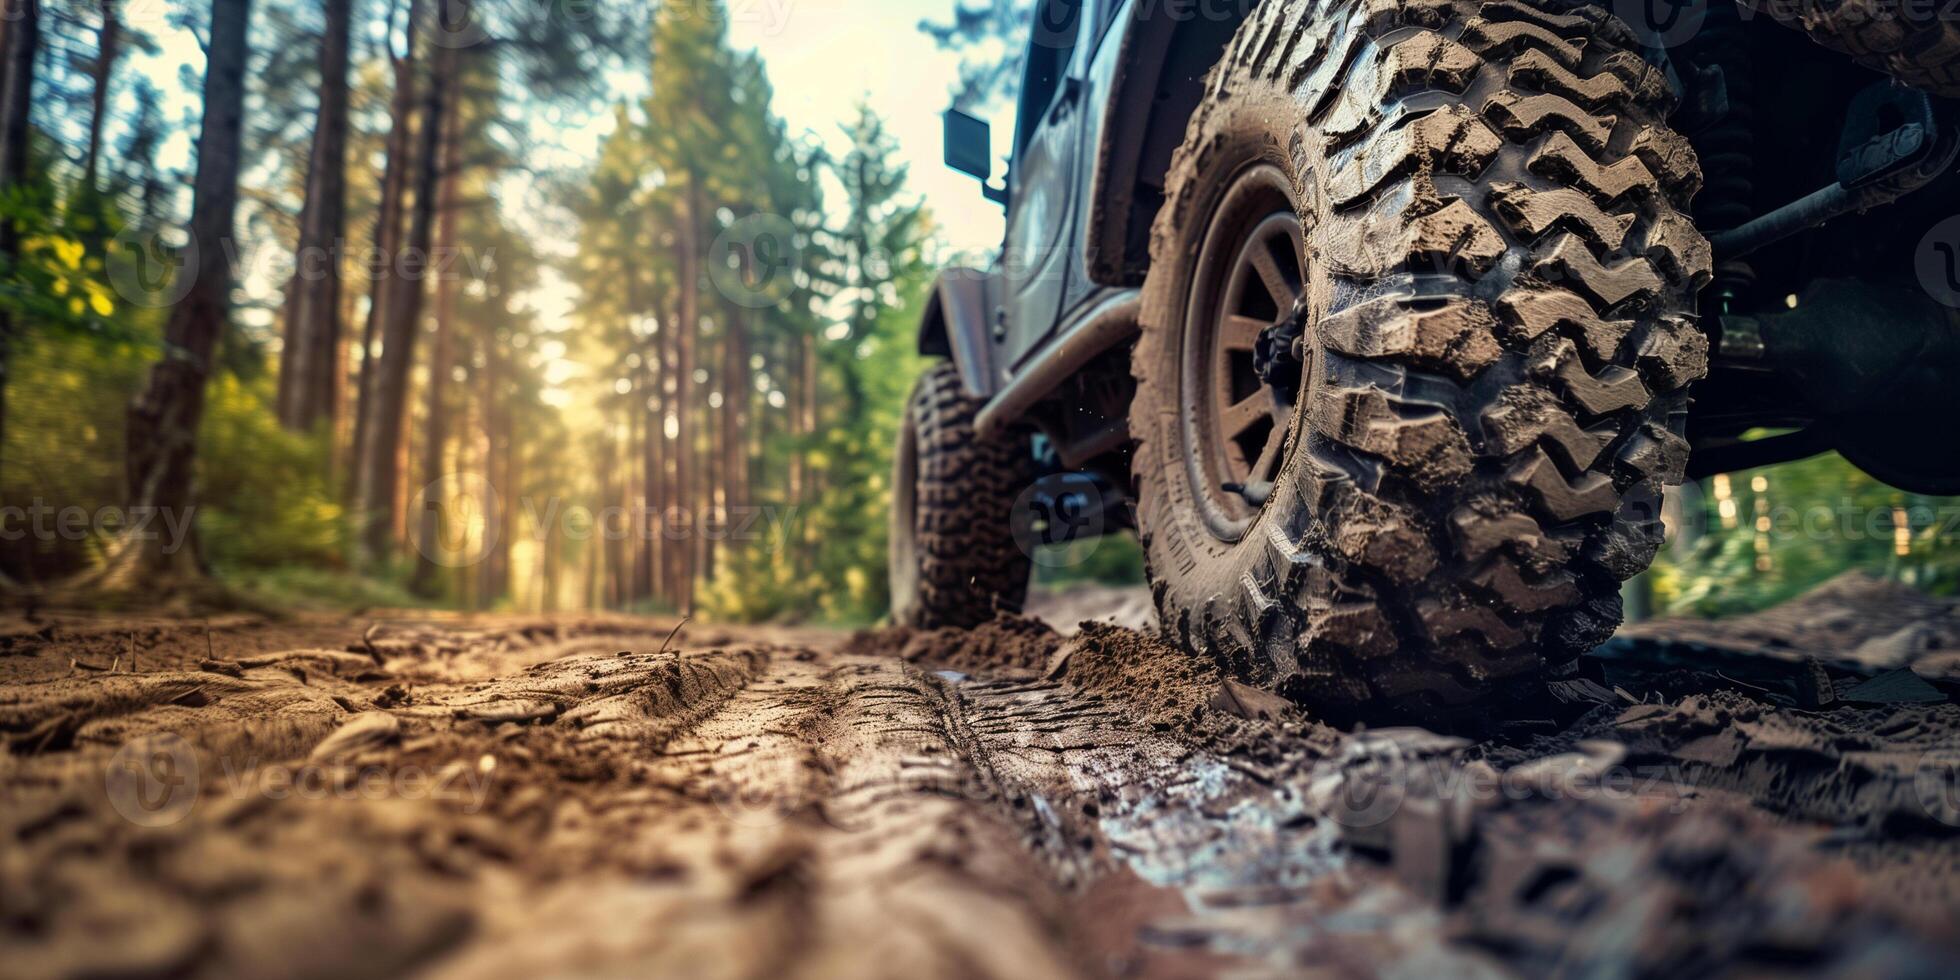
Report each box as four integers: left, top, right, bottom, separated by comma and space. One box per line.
796, 331, 818, 502
121, 0, 251, 579
0, 0, 37, 176
697, 321, 713, 580
788, 331, 811, 506
476, 334, 500, 600
333, 264, 360, 476
721, 301, 748, 521
81, 0, 119, 194
625, 387, 641, 606
495, 409, 516, 600
597, 418, 617, 609
410, 94, 462, 596
621, 243, 653, 605
349, 0, 421, 500
637, 356, 658, 603
673, 180, 701, 613
0, 0, 41, 494
355, 0, 456, 565
658, 295, 681, 609
276, 0, 352, 433
622, 398, 639, 608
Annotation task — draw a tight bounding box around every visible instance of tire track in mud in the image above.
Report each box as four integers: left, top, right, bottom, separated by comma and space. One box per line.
439, 648, 1092, 980
4, 604, 1960, 978
0, 617, 780, 980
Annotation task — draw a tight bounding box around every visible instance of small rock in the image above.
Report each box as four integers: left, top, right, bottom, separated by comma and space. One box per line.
458, 699, 560, 724
310, 711, 401, 761
1841, 668, 1947, 705
1615, 703, 1670, 726
1209, 679, 1296, 722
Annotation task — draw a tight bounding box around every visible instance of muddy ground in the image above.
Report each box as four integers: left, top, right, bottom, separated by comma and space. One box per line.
4, 574, 1959, 978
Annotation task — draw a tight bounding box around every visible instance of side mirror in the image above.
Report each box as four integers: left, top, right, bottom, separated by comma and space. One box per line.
943, 109, 1007, 205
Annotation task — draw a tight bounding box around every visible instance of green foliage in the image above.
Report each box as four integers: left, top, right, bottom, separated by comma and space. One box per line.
1034, 533, 1147, 588
1646, 451, 1960, 617
3, 328, 345, 581
1, 331, 147, 581
919, 0, 1033, 113
701, 247, 926, 624
4, 0, 1140, 619
223, 564, 432, 613
195, 371, 346, 570
0, 183, 135, 339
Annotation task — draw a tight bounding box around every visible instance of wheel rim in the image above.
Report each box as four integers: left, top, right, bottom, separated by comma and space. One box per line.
1180, 164, 1309, 541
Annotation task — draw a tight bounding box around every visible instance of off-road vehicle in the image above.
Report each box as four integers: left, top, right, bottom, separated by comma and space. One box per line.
889, 0, 1960, 716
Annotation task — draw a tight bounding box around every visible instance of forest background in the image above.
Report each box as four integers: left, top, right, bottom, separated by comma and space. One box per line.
0, 0, 1951, 624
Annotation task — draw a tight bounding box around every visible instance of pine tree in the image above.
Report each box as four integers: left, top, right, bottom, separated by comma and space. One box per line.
355, 0, 461, 565
277, 0, 354, 433
0, 0, 40, 491
121, 0, 255, 581
832, 104, 928, 417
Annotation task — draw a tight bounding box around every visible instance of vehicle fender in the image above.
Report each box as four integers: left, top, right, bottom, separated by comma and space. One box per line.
917, 268, 1001, 399
1086, 0, 1255, 287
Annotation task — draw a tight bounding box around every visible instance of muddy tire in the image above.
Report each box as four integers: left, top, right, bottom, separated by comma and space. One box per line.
1131, 0, 1711, 715
890, 362, 1037, 629
1743, 0, 1960, 97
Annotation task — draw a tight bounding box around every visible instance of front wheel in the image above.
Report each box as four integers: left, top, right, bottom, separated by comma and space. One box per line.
1130, 0, 1712, 716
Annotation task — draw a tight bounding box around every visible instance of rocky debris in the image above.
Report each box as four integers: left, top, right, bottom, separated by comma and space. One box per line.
1209, 678, 1298, 723
894, 612, 1063, 675
1459, 800, 1945, 976
1045, 622, 1227, 733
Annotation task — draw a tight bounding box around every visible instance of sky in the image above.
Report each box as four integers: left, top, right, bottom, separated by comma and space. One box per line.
725, 0, 1013, 260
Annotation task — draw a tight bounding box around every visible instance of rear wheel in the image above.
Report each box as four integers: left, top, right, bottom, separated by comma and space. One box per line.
890, 362, 1037, 628
1130, 0, 1712, 716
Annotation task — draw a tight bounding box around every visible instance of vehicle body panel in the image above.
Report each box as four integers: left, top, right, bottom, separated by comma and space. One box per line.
935, 0, 1254, 405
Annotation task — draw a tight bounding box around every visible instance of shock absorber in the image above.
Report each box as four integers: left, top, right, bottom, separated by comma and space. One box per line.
1679, 4, 1757, 319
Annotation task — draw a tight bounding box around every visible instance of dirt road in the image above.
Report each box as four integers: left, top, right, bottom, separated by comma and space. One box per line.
5, 577, 1960, 977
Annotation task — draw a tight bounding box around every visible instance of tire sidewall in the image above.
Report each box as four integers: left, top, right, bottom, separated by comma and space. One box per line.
1133, 87, 1327, 683
889, 384, 923, 626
